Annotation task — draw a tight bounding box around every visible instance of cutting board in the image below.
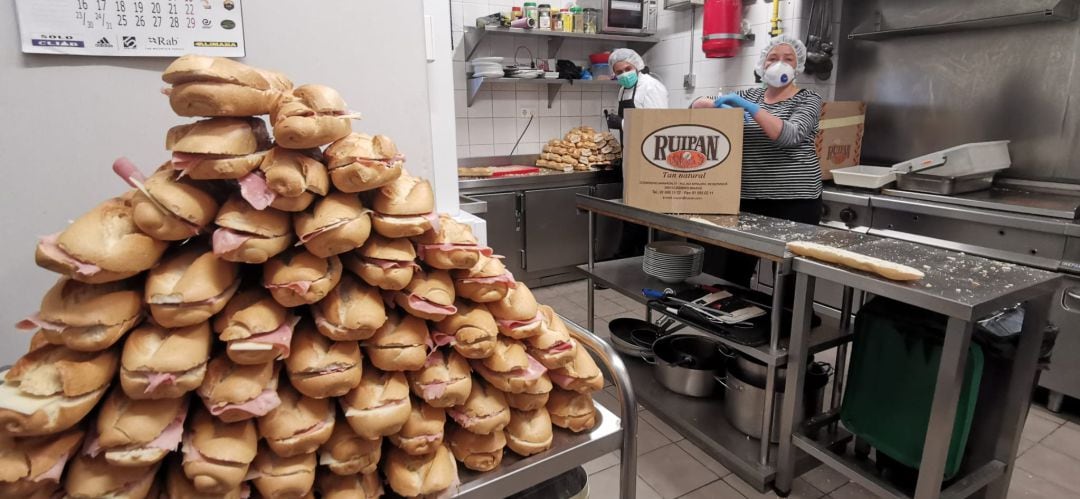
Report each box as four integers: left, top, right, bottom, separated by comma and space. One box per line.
458, 165, 541, 178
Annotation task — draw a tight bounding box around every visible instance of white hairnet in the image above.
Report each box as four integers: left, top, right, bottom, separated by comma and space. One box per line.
608, 48, 645, 71
754, 34, 806, 76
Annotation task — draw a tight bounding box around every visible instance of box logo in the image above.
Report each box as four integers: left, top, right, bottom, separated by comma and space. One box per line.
641, 124, 731, 173
827, 141, 851, 165
194, 41, 239, 48
32, 39, 84, 48
122, 36, 137, 48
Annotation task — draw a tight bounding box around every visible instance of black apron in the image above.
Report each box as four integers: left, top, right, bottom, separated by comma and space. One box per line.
615, 84, 637, 144
614, 83, 648, 258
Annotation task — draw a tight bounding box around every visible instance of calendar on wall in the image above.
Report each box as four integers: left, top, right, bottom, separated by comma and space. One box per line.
15, 0, 246, 57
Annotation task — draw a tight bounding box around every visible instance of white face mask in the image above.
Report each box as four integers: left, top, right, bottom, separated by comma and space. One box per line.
763, 62, 795, 88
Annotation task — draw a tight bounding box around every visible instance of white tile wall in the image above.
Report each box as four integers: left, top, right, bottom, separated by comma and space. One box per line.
451, 0, 841, 159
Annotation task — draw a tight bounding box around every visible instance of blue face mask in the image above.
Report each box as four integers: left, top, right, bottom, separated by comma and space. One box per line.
617, 71, 638, 89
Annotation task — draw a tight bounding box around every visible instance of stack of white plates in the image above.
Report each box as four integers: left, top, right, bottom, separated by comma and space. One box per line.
643, 241, 704, 284
470, 57, 504, 78
505, 67, 543, 79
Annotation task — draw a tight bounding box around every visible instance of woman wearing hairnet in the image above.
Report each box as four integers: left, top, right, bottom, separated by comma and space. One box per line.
691, 35, 824, 295
605, 48, 669, 136
607, 48, 669, 260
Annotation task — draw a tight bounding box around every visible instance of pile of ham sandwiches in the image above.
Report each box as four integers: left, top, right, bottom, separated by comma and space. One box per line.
1, 55, 605, 499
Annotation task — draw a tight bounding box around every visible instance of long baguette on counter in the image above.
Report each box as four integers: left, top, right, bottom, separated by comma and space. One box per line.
787, 241, 925, 281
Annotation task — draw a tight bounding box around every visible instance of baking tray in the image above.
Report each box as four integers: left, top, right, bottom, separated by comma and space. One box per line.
893, 168, 1005, 195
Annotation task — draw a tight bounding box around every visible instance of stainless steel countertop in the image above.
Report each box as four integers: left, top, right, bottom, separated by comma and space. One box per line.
459, 169, 621, 193
824, 181, 1080, 220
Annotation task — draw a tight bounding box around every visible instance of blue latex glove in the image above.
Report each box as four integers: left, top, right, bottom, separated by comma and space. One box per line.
714, 93, 761, 115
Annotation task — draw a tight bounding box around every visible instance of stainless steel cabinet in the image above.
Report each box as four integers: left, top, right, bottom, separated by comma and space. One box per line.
1041, 277, 1080, 409
524, 186, 592, 272
594, 182, 624, 261
471, 192, 525, 278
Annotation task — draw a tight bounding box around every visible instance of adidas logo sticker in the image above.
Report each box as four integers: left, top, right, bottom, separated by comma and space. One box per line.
95, 37, 112, 48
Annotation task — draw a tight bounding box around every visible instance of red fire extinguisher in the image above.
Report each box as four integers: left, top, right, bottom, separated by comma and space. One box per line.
702, 0, 743, 58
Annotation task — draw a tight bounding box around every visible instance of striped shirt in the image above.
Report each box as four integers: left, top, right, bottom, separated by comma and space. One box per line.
733, 87, 823, 200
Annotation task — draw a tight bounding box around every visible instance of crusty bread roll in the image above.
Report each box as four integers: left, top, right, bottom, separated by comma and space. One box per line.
213, 195, 294, 264
324, 133, 404, 193
163, 54, 292, 117
435, 300, 498, 360
452, 254, 516, 303
263, 249, 343, 307
389, 401, 447, 456
120, 321, 211, 400
527, 305, 579, 369
249, 443, 316, 499
17, 277, 143, 352
384, 445, 458, 499
473, 337, 549, 394
261, 147, 330, 213
312, 273, 387, 341
318, 414, 382, 476
164, 456, 248, 499
316, 469, 384, 499
146, 244, 241, 328
340, 362, 411, 439
365, 311, 430, 372
214, 288, 297, 365
547, 388, 597, 433
166, 117, 271, 180
35, 194, 168, 284
414, 215, 492, 270
505, 372, 552, 412
63, 453, 159, 499
0, 338, 116, 436
487, 282, 543, 339
182, 408, 258, 494
0, 428, 84, 498
370, 172, 435, 238
257, 382, 335, 458
447, 425, 506, 472
548, 345, 605, 394
396, 269, 458, 321
285, 320, 362, 399
89, 388, 187, 467
786, 241, 926, 281
196, 356, 281, 423
506, 407, 554, 457
342, 233, 419, 291
130, 163, 220, 241
293, 192, 372, 258
447, 380, 510, 435
407, 349, 472, 408
271, 84, 353, 149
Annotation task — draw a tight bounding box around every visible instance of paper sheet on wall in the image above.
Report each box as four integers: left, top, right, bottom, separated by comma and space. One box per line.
15, 0, 245, 57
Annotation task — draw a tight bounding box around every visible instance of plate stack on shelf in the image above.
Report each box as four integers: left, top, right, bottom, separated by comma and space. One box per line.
505, 66, 544, 79
642, 241, 704, 284
470, 57, 504, 78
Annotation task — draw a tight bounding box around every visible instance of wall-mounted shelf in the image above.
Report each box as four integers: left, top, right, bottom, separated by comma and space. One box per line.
467, 77, 619, 108
848, 0, 1079, 41
463, 26, 659, 61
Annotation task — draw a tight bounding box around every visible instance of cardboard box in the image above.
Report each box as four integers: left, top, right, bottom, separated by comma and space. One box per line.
815, 101, 866, 180
622, 108, 744, 215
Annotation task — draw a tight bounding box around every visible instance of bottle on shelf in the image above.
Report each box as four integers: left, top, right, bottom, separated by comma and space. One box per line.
560, 8, 573, 32
524, 2, 539, 26
538, 4, 552, 30
571, 6, 584, 33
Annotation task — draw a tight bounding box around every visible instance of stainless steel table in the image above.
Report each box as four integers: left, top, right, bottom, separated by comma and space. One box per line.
775, 238, 1062, 499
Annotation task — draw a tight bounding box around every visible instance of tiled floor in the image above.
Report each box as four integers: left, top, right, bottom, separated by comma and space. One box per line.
535, 279, 1080, 499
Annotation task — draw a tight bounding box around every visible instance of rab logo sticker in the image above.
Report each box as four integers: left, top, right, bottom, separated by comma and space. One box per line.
641, 125, 731, 173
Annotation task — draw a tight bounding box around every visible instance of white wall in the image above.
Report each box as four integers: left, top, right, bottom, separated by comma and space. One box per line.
647, 0, 841, 108
450, 0, 627, 158
0, 1, 437, 361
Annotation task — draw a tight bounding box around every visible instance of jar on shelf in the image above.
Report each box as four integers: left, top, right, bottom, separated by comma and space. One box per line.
571, 6, 584, 33
524, 2, 539, 25
511, 6, 523, 21
583, 8, 599, 34
538, 4, 552, 30
561, 8, 573, 32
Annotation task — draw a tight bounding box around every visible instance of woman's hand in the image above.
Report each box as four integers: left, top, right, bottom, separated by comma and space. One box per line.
690, 97, 715, 109
714, 93, 761, 115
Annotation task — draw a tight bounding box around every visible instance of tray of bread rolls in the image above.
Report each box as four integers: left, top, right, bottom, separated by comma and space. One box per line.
0, 55, 615, 499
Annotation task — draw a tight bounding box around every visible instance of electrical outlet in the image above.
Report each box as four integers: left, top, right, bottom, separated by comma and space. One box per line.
519, 108, 533, 118
684, 74, 696, 89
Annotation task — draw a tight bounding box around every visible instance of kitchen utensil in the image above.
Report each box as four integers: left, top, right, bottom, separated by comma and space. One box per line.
831, 165, 896, 189
609, 317, 662, 354
648, 334, 727, 397
893, 169, 1005, 195
642, 241, 704, 283
730, 354, 790, 389
719, 362, 830, 442
891, 140, 1011, 177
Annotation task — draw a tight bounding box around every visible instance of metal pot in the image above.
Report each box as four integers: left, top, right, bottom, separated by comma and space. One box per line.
649, 335, 727, 397
720, 362, 832, 442
732, 355, 788, 388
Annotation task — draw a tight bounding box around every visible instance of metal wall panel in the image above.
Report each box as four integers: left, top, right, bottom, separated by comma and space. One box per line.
836, 0, 1080, 182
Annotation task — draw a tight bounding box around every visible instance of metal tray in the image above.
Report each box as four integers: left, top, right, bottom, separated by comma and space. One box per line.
894, 169, 1005, 195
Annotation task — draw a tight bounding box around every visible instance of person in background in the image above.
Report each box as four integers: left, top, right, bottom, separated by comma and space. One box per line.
605, 48, 669, 260
690, 35, 823, 299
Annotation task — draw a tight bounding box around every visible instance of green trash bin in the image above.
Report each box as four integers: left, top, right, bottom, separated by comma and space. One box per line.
840, 298, 984, 480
